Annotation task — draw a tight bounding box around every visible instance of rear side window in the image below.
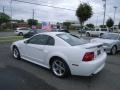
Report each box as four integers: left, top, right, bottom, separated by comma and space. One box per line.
96, 29, 99, 31
19, 28, 29, 30
101, 29, 107, 31
47, 36, 55, 46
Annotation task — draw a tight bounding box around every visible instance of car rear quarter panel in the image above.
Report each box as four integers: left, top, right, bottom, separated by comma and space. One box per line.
45, 46, 87, 68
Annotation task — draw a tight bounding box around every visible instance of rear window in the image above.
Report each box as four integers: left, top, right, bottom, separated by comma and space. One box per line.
101, 29, 107, 31
57, 34, 87, 46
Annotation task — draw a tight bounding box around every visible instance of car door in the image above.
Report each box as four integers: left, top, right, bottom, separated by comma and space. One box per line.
23, 34, 49, 65
94, 29, 100, 36
91, 29, 96, 35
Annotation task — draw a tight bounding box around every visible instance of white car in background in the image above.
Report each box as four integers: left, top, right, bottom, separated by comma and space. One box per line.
14, 27, 31, 36
86, 28, 109, 37
91, 33, 120, 55
11, 32, 107, 78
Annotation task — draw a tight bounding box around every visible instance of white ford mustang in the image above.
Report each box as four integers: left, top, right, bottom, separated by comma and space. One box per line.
11, 32, 107, 78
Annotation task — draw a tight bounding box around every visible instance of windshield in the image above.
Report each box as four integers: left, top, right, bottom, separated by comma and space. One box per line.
101, 33, 119, 40
57, 33, 88, 46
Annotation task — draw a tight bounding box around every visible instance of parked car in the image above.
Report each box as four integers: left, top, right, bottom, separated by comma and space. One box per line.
86, 28, 109, 37
78, 29, 87, 34
11, 32, 107, 78
14, 27, 31, 36
23, 29, 45, 38
91, 33, 120, 55
52, 29, 70, 33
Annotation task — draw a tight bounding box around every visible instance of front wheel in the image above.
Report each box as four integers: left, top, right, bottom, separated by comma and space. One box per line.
50, 58, 70, 78
100, 33, 103, 37
12, 47, 21, 60
86, 33, 90, 37
19, 32, 23, 36
111, 46, 117, 55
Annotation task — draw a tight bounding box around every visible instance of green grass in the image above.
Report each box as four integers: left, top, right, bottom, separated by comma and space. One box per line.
0, 36, 23, 42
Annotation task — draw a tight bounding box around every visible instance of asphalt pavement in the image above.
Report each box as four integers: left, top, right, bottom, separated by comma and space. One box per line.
0, 32, 14, 37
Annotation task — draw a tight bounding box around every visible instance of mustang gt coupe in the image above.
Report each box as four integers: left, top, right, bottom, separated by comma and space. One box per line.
11, 32, 107, 78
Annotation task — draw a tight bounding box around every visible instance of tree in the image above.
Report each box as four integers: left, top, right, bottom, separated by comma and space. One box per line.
63, 22, 71, 30
0, 12, 10, 25
86, 23, 94, 29
118, 22, 120, 29
106, 18, 114, 28
76, 3, 93, 28
0, 12, 10, 30
27, 19, 38, 27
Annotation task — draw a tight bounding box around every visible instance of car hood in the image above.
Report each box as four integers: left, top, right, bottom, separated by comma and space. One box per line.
91, 38, 118, 44
14, 38, 28, 44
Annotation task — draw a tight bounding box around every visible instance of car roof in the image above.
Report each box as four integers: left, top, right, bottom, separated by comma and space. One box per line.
36, 32, 65, 36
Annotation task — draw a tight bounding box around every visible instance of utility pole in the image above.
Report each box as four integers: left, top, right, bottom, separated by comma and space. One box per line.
3, 6, 5, 13
32, 9, 34, 20
102, 0, 106, 25
10, 0, 13, 30
96, 16, 98, 26
113, 6, 117, 25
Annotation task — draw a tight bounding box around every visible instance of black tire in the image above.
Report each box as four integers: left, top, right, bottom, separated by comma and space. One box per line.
86, 33, 90, 37
110, 46, 117, 55
100, 33, 103, 37
50, 58, 70, 78
12, 47, 21, 60
19, 32, 23, 36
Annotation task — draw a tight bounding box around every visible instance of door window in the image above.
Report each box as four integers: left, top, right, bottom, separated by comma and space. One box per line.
118, 36, 120, 40
27, 35, 55, 45
27, 35, 48, 45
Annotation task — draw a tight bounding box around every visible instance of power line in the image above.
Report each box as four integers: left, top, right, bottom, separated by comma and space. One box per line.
12, 0, 111, 17
12, 0, 76, 11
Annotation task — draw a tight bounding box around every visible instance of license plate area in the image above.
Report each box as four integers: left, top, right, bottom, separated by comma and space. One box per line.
97, 50, 101, 55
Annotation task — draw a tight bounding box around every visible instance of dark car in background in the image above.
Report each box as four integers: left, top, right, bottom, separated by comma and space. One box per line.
78, 29, 87, 34
52, 29, 70, 33
23, 29, 45, 38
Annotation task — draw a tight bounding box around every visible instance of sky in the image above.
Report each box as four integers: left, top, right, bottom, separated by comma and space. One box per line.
0, 0, 120, 25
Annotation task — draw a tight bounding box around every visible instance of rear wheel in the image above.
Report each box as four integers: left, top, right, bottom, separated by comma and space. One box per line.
111, 46, 117, 55
19, 32, 23, 36
12, 47, 21, 60
50, 58, 70, 78
86, 33, 90, 37
100, 33, 103, 37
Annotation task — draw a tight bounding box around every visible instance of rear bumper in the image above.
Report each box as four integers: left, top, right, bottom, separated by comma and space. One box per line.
70, 52, 107, 76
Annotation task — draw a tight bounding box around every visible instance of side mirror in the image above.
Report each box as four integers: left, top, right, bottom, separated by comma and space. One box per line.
24, 40, 28, 44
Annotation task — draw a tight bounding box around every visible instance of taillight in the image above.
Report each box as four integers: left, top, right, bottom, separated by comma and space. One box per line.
82, 52, 94, 62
